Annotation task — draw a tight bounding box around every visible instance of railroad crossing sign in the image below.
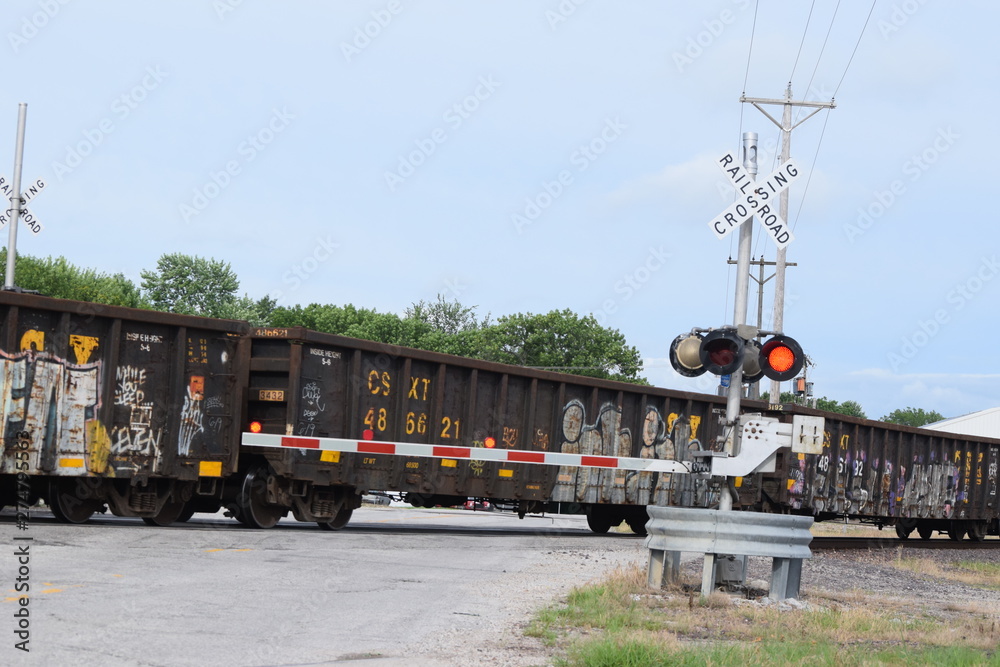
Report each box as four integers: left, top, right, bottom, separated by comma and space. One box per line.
708, 150, 799, 249
0, 174, 44, 235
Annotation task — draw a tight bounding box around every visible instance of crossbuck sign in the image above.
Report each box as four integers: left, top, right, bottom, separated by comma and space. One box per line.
708, 151, 799, 249
0, 174, 44, 235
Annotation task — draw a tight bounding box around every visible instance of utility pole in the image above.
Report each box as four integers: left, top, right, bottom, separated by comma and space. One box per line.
726, 256, 797, 399
741, 85, 834, 401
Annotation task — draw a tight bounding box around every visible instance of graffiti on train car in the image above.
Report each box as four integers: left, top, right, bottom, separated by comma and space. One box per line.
553, 400, 702, 506
0, 328, 221, 476
113, 366, 161, 456
0, 331, 105, 476
178, 376, 205, 456
787, 429, 965, 519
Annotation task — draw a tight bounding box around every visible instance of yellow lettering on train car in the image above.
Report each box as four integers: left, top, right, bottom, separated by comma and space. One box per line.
407, 377, 431, 400
368, 370, 391, 396
69, 335, 99, 364
406, 462, 419, 469
689, 415, 701, 441
20, 329, 44, 352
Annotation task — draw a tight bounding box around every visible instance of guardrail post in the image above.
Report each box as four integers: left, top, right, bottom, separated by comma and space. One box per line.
646, 549, 680, 588
644, 506, 813, 600
770, 557, 803, 600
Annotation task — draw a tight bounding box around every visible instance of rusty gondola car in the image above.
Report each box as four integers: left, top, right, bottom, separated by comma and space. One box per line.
239, 326, 731, 533
758, 404, 1000, 542
1, 292, 998, 541
0, 291, 249, 525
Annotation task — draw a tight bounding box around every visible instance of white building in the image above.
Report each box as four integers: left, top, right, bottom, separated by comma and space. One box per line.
923, 407, 1000, 439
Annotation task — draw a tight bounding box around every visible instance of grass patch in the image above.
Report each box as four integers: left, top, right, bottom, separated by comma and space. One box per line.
892, 555, 1000, 590
532, 563, 1000, 666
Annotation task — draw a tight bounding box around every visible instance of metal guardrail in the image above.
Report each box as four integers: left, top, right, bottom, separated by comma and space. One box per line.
644, 506, 814, 600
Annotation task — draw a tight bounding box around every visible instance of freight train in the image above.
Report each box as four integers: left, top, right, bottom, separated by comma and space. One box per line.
1, 291, 997, 541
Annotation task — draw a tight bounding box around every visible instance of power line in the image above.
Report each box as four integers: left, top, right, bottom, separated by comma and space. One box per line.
788, 1, 816, 85
798, 0, 841, 123
834, 0, 877, 97
790, 108, 833, 232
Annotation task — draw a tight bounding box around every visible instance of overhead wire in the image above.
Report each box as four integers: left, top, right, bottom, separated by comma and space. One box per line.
791, 0, 877, 231
788, 1, 816, 85
834, 0, 876, 97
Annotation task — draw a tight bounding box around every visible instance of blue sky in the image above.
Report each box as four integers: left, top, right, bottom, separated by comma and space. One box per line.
3, 1, 998, 422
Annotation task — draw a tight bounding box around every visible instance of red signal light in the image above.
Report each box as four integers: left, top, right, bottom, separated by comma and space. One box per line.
362, 429, 375, 441
766, 344, 796, 373
249, 421, 263, 434
484, 437, 496, 448
759, 335, 804, 382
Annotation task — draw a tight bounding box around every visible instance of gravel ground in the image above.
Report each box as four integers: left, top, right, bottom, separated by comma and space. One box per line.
396, 540, 1000, 666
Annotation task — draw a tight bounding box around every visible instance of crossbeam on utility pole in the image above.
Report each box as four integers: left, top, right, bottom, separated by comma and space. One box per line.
740, 85, 834, 401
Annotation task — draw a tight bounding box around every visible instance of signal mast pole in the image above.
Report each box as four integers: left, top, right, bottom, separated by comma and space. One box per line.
721, 130, 758, 509
741, 85, 834, 400
4, 103, 28, 290
702, 132, 757, 594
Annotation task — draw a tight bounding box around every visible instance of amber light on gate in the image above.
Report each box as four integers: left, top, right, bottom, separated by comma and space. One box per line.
484, 437, 496, 448
248, 421, 263, 434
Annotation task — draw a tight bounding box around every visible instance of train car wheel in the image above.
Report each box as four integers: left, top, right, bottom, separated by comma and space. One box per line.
586, 507, 612, 534
967, 521, 987, 542
917, 525, 934, 540
894, 520, 915, 539
48, 480, 101, 524
318, 506, 353, 531
947, 522, 966, 542
175, 505, 196, 523
626, 516, 648, 536
237, 466, 285, 529
141, 500, 187, 527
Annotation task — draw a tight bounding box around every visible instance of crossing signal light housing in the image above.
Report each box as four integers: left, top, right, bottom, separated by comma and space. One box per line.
758, 335, 804, 382
741, 338, 764, 384
669, 333, 706, 377
699, 329, 745, 375
670, 330, 805, 383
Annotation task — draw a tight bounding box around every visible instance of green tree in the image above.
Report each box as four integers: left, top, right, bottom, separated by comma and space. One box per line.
271, 303, 436, 349
405, 294, 491, 335
215, 294, 277, 327
140, 253, 241, 318
881, 406, 945, 427
0, 249, 146, 308
474, 310, 645, 383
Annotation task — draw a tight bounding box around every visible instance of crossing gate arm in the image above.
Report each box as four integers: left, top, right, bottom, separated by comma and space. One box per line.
241, 432, 693, 474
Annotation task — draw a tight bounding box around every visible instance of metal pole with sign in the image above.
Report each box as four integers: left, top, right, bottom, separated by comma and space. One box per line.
4, 103, 27, 290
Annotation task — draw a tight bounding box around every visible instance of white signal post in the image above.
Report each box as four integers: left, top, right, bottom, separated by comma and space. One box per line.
3, 103, 46, 290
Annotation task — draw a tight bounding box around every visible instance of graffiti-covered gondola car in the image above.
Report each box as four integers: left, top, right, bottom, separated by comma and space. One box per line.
756, 402, 1000, 541
239, 326, 743, 533
0, 291, 248, 525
